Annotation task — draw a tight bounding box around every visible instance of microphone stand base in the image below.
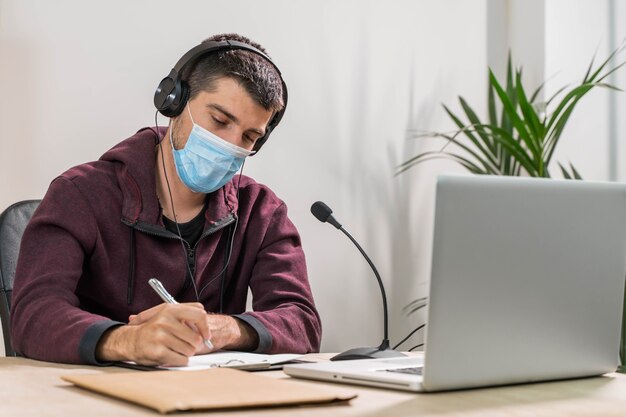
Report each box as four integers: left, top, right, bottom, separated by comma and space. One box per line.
330, 341, 406, 361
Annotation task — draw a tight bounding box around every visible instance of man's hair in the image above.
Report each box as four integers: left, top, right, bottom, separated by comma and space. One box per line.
181, 33, 284, 113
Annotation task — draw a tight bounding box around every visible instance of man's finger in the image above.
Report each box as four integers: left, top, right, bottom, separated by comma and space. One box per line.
132, 302, 204, 325
153, 327, 200, 358
144, 343, 190, 367
167, 307, 212, 341
133, 303, 167, 324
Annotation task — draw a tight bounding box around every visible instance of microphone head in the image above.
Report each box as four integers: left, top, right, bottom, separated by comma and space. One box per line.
311, 201, 333, 223
311, 201, 342, 229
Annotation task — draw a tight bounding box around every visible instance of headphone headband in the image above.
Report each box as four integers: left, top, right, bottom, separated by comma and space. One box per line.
172, 40, 281, 76
154, 40, 288, 152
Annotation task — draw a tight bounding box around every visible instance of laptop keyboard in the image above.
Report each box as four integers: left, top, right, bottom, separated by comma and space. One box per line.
384, 366, 424, 376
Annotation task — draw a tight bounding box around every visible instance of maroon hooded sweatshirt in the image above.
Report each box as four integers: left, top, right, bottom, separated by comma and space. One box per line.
10, 127, 321, 364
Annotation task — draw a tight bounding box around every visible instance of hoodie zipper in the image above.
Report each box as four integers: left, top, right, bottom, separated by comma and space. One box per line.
186, 214, 236, 286
123, 213, 235, 241
122, 213, 236, 288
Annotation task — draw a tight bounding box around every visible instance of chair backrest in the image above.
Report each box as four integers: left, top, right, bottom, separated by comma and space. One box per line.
0, 200, 40, 356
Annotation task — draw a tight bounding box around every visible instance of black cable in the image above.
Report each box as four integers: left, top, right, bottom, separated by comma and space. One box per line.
408, 343, 424, 352
392, 323, 425, 350
153, 111, 245, 304
155, 111, 202, 301
219, 222, 235, 313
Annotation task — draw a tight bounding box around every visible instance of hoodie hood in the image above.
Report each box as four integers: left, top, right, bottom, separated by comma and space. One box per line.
99, 126, 239, 227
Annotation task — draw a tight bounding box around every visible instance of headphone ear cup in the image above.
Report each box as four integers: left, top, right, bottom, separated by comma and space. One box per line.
154, 78, 189, 118
252, 106, 284, 153
253, 129, 271, 153
253, 79, 288, 154
166, 81, 190, 118
154, 76, 177, 115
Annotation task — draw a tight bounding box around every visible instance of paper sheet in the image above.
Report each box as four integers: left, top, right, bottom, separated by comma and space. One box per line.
123, 351, 303, 371
162, 351, 303, 370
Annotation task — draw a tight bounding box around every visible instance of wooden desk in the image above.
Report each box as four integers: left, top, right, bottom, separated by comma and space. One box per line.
3, 356, 626, 416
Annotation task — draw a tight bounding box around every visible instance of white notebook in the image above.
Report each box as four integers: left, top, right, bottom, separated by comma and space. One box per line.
120, 351, 304, 371
161, 352, 303, 371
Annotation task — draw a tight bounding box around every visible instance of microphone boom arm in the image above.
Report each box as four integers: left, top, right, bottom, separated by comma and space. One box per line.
310, 200, 405, 360
339, 227, 389, 344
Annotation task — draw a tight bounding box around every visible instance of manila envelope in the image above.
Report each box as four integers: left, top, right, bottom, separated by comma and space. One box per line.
62, 367, 357, 414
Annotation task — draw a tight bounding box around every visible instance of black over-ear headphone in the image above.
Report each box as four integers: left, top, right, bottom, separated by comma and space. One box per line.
154, 39, 288, 152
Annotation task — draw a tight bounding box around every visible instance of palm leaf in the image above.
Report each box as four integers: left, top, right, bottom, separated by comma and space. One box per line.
545, 85, 570, 108
488, 79, 498, 126
500, 54, 516, 137
398, 42, 625, 181
558, 162, 572, 179
586, 40, 626, 82
544, 83, 602, 162
529, 79, 546, 103
399, 129, 501, 175
443, 104, 499, 167
395, 151, 490, 176
558, 162, 583, 180
546, 83, 595, 134
489, 70, 540, 160
570, 163, 583, 179
458, 97, 497, 154
477, 124, 538, 175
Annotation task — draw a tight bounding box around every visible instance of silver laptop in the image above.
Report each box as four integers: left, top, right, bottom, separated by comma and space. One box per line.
285, 175, 626, 392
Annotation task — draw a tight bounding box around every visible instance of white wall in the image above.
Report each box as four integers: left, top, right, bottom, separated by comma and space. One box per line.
613, 0, 626, 181
0, 0, 489, 355
2, 0, 623, 358
545, 0, 613, 181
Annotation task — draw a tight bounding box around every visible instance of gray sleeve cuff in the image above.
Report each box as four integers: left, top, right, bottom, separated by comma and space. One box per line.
232, 314, 272, 353
78, 320, 124, 365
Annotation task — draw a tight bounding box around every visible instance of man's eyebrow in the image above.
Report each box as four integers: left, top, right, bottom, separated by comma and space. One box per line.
207, 103, 265, 136
207, 104, 239, 124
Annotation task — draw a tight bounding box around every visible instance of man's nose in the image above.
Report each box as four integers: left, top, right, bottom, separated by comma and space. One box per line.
221, 130, 250, 150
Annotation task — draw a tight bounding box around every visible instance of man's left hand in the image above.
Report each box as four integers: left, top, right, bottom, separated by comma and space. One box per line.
128, 308, 259, 353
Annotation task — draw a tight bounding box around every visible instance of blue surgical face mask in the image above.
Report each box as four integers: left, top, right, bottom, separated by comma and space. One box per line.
170, 106, 254, 194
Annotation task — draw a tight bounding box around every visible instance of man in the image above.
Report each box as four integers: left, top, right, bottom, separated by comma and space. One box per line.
10, 33, 321, 366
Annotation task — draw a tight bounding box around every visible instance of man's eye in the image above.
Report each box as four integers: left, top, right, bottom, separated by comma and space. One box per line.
212, 117, 227, 126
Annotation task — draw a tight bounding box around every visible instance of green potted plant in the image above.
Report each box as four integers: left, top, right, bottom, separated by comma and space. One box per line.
397, 47, 625, 179
396, 45, 626, 370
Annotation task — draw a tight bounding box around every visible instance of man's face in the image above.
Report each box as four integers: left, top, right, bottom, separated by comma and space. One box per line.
171, 77, 274, 151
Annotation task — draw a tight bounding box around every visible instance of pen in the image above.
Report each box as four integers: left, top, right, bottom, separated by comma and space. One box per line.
148, 278, 214, 350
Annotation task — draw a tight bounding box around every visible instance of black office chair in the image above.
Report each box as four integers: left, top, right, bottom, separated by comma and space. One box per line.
0, 200, 40, 356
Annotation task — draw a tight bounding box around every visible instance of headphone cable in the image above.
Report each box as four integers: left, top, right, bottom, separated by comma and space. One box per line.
153, 111, 244, 304
155, 111, 202, 302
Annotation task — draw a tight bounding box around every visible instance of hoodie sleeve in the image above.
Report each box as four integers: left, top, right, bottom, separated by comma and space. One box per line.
235, 202, 322, 354
10, 177, 121, 364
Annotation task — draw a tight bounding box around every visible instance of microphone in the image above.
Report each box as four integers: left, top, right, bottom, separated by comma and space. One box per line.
310, 201, 405, 361
310, 201, 342, 229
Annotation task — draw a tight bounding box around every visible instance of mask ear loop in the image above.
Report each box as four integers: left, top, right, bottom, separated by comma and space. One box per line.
155, 111, 202, 302
186, 104, 196, 125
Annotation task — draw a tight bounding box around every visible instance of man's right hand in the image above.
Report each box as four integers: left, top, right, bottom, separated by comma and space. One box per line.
95, 303, 210, 366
